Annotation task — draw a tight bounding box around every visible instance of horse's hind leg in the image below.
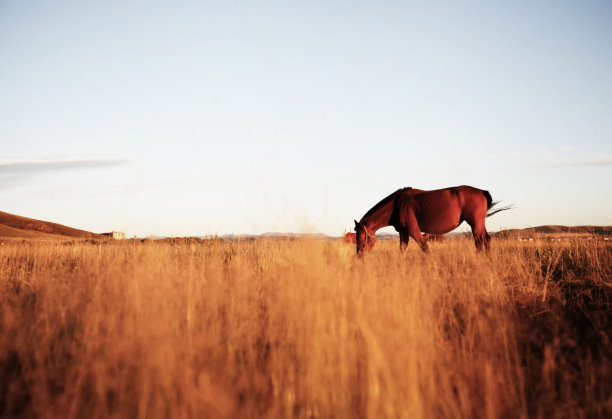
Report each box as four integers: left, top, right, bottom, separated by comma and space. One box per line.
468, 219, 490, 252
399, 231, 410, 252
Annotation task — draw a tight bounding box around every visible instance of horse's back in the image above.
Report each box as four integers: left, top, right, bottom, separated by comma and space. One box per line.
453, 185, 489, 214
394, 188, 462, 233
416, 186, 487, 207
394, 186, 488, 234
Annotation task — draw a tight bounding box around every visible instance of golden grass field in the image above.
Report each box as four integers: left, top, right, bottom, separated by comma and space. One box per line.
1, 237, 610, 418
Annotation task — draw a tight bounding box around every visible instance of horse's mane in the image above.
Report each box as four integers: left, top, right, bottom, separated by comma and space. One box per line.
361, 187, 411, 220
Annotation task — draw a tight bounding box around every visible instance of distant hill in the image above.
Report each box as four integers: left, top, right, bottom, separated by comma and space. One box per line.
217, 232, 400, 241
218, 232, 331, 240
0, 211, 107, 240
494, 225, 612, 237
215, 226, 612, 241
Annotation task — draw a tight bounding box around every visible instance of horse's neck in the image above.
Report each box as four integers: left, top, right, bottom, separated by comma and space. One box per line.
362, 204, 393, 234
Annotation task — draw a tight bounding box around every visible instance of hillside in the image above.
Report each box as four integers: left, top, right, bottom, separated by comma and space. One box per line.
0, 211, 106, 240
495, 225, 612, 237
0, 224, 69, 240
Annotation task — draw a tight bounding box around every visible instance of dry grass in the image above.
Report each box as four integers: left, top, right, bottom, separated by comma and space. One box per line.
1, 238, 610, 418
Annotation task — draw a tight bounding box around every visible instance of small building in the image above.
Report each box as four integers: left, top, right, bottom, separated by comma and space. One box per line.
101, 231, 125, 239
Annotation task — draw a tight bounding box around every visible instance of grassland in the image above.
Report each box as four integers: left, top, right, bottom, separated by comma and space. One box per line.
1, 238, 610, 418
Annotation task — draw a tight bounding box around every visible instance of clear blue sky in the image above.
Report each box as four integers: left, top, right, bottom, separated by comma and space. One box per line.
1, 0, 611, 237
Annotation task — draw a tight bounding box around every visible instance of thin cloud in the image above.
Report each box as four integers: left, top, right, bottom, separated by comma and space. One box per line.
31, 180, 187, 199
0, 175, 30, 190
530, 156, 612, 168
509, 151, 530, 157
0, 153, 133, 174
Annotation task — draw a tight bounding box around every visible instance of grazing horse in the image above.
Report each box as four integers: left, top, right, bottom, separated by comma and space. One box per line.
343, 232, 356, 243
343, 232, 376, 247
424, 233, 446, 243
354, 186, 509, 255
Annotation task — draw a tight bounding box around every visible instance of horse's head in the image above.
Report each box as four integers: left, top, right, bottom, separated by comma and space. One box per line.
354, 220, 376, 256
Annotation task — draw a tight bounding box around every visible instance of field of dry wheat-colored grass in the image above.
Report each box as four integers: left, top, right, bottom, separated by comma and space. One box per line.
1, 237, 610, 418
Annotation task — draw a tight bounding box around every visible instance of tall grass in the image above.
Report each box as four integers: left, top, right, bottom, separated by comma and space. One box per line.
1, 238, 610, 418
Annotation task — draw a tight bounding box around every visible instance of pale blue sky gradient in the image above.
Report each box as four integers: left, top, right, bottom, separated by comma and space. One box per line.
1, 1, 611, 237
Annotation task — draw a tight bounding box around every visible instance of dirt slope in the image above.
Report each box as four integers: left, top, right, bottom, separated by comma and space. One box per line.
0, 211, 106, 239
0, 224, 70, 240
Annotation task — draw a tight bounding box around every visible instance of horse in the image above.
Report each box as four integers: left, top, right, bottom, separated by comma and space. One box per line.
346, 231, 442, 245
354, 185, 510, 255
424, 233, 446, 243
343, 232, 376, 247
343, 232, 356, 243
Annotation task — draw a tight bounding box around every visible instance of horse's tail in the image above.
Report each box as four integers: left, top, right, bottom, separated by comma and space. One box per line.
483, 189, 513, 217
483, 190, 494, 210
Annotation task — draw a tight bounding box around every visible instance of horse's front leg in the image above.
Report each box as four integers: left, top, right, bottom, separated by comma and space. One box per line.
406, 217, 429, 253
412, 234, 429, 253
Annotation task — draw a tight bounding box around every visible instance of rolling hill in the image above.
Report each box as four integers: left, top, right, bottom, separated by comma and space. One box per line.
0, 211, 107, 240
494, 225, 612, 237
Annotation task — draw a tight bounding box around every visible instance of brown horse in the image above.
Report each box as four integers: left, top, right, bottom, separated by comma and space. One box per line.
354, 186, 509, 255
343, 232, 356, 243
343, 232, 377, 247
424, 233, 446, 243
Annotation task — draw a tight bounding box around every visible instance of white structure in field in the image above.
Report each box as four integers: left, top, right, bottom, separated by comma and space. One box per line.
102, 231, 125, 239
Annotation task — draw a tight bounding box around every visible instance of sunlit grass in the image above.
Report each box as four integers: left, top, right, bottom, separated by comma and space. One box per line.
1, 238, 610, 418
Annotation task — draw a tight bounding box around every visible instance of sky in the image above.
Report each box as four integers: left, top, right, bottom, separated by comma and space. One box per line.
1, 0, 611, 237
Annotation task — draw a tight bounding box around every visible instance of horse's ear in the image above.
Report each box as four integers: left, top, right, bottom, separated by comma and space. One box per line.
354, 220, 359, 229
